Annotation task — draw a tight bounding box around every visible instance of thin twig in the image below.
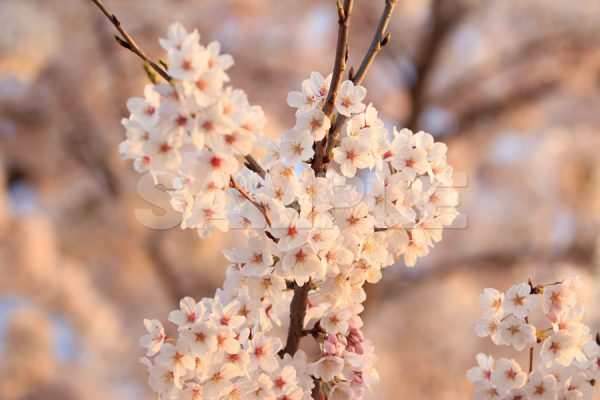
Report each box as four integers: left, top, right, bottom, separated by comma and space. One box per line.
525, 316, 534, 373
324, 0, 399, 162
302, 321, 324, 338
322, 0, 354, 117
88, 0, 171, 82
529, 346, 534, 373
312, 0, 354, 176
353, 0, 398, 85
229, 176, 272, 226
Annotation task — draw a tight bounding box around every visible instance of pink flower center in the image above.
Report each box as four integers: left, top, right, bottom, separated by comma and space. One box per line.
145, 106, 156, 116
211, 156, 222, 168
159, 142, 172, 154
176, 116, 187, 126
287, 225, 298, 237
182, 59, 193, 71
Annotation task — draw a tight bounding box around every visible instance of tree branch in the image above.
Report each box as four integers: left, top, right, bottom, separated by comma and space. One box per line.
303, 321, 324, 338
280, 281, 312, 357
283, 2, 400, 364
447, 79, 560, 136
353, 0, 398, 86
88, 0, 172, 82
405, 0, 466, 131
324, 0, 399, 163
312, 0, 354, 176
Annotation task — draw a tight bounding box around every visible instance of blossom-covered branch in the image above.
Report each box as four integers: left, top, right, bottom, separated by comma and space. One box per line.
92, 1, 459, 398
88, 0, 267, 182
324, 0, 399, 169
229, 176, 272, 227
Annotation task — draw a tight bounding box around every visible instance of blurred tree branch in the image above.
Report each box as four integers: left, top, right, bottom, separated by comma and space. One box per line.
409, 27, 600, 140
435, 40, 600, 140
146, 232, 188, 302
449, 79, 560, 136
405, 0, 468, 131
435, 32, 600, 108
379, 240, 598, 302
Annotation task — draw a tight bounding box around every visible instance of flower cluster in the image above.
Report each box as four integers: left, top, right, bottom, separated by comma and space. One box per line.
119, 23, 267, 238
140, 296, 315, 399
124, 23, 459, 399
469, 278, 600, 400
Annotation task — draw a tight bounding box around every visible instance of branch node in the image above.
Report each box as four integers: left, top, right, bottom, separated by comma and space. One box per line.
114, 35, 132, 50
381, 32, 392, 47
336, 0, 345, 21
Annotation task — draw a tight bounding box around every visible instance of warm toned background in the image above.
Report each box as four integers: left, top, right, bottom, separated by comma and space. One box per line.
1, 0, 600, 399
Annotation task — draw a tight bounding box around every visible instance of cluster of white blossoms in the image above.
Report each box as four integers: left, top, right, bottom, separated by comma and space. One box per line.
140, 295, 315, 399
124, 23, 459, 399
469, 278, 600, 400
119, 23, 267, 238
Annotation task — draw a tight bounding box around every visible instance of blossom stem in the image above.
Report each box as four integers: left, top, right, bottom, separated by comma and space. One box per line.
539, 280, 564, 287
529, 346, 534, 373
229, 176, 272, 226
500, 313, 514, 322
89, 0, 268, 180
526, 316, 534, 373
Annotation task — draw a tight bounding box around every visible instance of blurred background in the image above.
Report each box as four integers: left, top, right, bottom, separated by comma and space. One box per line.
0, 0, 599, 398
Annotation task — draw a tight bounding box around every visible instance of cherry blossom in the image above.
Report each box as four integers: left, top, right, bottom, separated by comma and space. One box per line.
140, 319, 166, 356
468, 279, 598, 400
491, 359, 527, 392
335, 80, 367, 117
505, 283, 538, 319
332, 137, 373, 178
